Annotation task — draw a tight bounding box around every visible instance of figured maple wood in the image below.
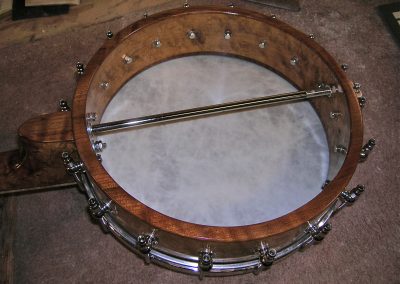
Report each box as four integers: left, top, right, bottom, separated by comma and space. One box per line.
0, 111, 75, 195
72, 6, 363, 251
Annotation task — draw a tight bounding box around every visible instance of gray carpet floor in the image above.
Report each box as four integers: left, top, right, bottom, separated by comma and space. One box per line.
1, 0, 399, 283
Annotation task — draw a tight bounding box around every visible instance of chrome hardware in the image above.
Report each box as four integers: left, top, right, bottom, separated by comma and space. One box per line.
86, 112, 97, 122
73, 167, 346, 276
224, 29, 232, 40
258, 242, 276, 267
106, 30, 113, 39
341, 64, 348, 71
187, 30, 196, 40
335, 145, 347, 155
259, 41, 267, 49
122, 54, 133, 64
88, 198, 112, 218
329, 111, 343, 120
183, 1, 189, 8
271, 14, 276, 19
137, 230, 158, 255
152, 39, 162, 48
91, 88, 333, 134
290, 56, 299, 66
340, 185, 365, 204
309, 33, 315, 39
96, 154, 102, 162
59, 99, 70, 112
228, 2, 235, 7
76, 62, 84, 75
100, 81, 110, 89
358, 96, 367, 108
306, 222, 331, 242
353, 82, 361, 92
360, 139, 376, 162
62, 152, 84, 174
321, 179, 330, 190
93, 140, 106, 152
198, 246, 214, 273
143, 12, 148, 18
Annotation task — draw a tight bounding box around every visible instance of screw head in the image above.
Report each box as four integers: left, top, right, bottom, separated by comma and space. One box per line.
309, 33, 315, 39
290, 56, 299, 66
122, 54, 133, 64
76, 62, 84, 75
100, 82, 110, 89
259, 41, 267, 49
183, 1, 189, 8
271, 14, 277, 19
224, 29, 232, 40
341, 64, 348, 71
106, 30, 113, 39
153, 39, 162, 48
187, 30, 196, 40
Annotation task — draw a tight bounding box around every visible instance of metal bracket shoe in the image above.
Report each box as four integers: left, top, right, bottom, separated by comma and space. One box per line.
198, 246, 214, 279
340, 185, 365, 204
62, 152, 85, 174
359, 139, 376, 162
137, 230, 158, 255
88, 198, 112, 219
59, 100, 71, 112
306, 222, 332, 242
258, 242, 277, 267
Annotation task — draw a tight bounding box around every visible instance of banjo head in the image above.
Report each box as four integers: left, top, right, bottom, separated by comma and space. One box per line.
71, 6, 363, 275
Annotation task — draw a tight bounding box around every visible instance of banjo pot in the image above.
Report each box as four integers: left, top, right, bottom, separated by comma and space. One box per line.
62, 5, 372, 277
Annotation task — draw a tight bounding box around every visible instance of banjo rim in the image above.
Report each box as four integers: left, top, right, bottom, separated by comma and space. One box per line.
72, 5, 363, 243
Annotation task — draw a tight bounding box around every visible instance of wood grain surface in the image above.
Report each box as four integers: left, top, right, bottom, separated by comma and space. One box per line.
72, 6, 363, 248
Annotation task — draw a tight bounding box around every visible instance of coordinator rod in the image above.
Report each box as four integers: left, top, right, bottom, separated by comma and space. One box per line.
91, 88, 333, 134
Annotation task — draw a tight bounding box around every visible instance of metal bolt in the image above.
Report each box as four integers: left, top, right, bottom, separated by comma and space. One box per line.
93, 140, 106, 152
290, 56, 299, 66
353, 82, 361, 93
143, 12, 148, 18
335, 145, 348, 155
309, 33, 315, 39
259, 41, 267, 49
153, 39, 162, 48
271, 14, 277, 19
86, 112, 97, 122
341, 64, 348, 71
100, 82, 110, 89
122, 54, 133, 64
183, 1, 189, 8
59, 99, 70, 112
76, 62, 84, 75
228, 2, 235, 7
358, 96, 366, 108
329, 111, 343, 120
187, 30, 196, 40
106, 30, 113, 39
224, 29, 232, 40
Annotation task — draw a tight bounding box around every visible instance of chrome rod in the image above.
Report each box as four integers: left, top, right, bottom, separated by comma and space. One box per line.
91, 88, 332, 134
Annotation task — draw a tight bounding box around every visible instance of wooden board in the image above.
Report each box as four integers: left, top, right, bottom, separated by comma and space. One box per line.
0, 0, 183, 49
25, 0, 80, 6
0, 0, 12, 16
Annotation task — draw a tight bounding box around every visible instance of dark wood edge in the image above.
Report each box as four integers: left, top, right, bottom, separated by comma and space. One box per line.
72, 6, 363, 242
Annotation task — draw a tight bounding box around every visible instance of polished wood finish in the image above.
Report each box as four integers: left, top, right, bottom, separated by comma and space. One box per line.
72, 5, 363, 251
0, 111, 76, 195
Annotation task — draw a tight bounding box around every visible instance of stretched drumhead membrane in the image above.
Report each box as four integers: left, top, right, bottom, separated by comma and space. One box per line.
99, 55, 329, 226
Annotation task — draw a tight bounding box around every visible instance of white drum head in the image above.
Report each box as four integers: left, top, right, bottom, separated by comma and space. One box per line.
99, 55, 329, 226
